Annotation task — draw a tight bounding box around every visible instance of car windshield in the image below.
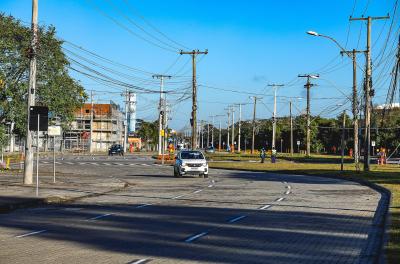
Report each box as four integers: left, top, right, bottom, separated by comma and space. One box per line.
180, 151, 204, 160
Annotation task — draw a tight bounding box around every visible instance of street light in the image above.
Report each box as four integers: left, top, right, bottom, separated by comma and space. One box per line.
306, 30, 348, 55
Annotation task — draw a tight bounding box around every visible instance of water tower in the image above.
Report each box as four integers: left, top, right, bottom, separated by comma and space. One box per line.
128, 93, 137, 134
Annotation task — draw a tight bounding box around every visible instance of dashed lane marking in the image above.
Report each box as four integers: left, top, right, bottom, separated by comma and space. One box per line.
276, 197, 285, 202
136, 203, 152, 209
87, 213, 113, 221
228, 215, 247, 223
184, 232, 208, 243
171, 194, 185, 200
193, 190, 203, 194
128, 258, 151, 264
15, 230, 47, 238
285, 190, 291, 195
259, 204, 272, 210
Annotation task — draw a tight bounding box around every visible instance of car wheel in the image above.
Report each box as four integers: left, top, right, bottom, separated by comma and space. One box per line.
174, 167, 178, 177
204, 174, 209, 178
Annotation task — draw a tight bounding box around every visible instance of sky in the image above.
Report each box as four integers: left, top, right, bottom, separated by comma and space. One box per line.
0, 0, 398, 131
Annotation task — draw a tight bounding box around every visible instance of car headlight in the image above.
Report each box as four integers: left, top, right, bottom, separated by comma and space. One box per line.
202, 162, 207, 166
181, 162, 186, 166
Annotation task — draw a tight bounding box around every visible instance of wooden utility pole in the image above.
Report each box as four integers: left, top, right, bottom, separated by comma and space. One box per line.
350, 15, 389, 171
341, 110, 347, 171
180, 49, 208, 150
24, 0, 38, 185
153, 74, 171, 156
340, 49, 364, 170
267, 84, 284, 150
298, 74, 319, 157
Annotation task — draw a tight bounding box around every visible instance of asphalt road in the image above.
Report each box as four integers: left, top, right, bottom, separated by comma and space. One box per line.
0, 155, 383, 264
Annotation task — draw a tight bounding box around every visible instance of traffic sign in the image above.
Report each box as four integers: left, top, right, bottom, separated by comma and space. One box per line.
48, 125, 61, 136
297, 140, 300, 146
29, 106, 48, 131
371, 141, 376, 147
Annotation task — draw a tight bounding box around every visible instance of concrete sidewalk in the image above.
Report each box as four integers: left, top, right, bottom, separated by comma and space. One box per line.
0, 168, 128, 213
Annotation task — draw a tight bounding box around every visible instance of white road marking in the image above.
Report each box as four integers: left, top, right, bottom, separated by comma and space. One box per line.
172, 194, 185, 199
65, 162, 74, 165
185, 232, 208, 243
78, 162, 87, 165
285, 190, 291, 195
55, 162, 61, 164
141, 164, 150, 166
193, 190, 203, 194
129, 259, 149, 264
102, 163, 111, 166
42, 161, 49, 164
287, 185, 292, 189
208, 184, 213, 188
115, 163, 124, 166
88, 213, 113, 221
136, 203, 152, 208
16, 230, 47, 238
283, 181, 288, 184
228, 215, 247, 223
276, 197, 284, 202
89, 162, 97, 165
259, 204, 272, 210
63, 208, 83, 211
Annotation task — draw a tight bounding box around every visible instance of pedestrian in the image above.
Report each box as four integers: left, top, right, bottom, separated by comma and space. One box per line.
271, 148, 277, 163
260, 148, 266, 163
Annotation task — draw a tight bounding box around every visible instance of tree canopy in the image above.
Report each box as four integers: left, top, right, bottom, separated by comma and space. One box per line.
0, 14, 87, 145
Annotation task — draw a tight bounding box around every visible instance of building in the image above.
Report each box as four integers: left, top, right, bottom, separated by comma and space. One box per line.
65, 101, 124, 152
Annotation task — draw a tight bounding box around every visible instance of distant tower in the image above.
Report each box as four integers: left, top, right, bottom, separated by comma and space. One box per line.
128, 93, 137, 133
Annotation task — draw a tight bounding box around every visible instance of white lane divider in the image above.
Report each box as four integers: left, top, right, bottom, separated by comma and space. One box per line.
228, 215, 247, 223
136, 203, 152, 209
171, 194, 185, 200
259, 204, 272, 210
185, 231, 208, 243
193, 189, 203, 194
87, 213, 113, 221
276, 197, 285, 202
16, 230, 47, 238
285, 190, 291, 195
128, 259, 149, 264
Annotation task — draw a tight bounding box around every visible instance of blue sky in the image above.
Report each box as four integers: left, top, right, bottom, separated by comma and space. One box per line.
1, 0, 397, 130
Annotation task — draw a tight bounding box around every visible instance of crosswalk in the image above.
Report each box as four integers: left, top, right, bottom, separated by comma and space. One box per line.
40, 161, 166, 168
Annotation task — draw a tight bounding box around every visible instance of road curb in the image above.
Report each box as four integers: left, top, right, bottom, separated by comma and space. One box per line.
0, 184, 129, 214
209, 165, 391, 264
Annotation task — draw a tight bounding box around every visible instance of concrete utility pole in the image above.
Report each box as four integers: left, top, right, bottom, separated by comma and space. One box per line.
231, 106, 235, 152
89, 90, 94, 153
290, 100, 293, 156
226, 109, 230, 151
298, 74, 319, 156
207, 122, 210, 147
153, 74, 171, 155
24, 0, 38, 185
268, 84, 284, 150
209, 114, 223, 148
218, 120, 222, 151
350, 15, 389, 171
235, 104, 242, 152
341, 110, 347, 171
250, 96, 261, 154
340, 49, 364, 170
123, 89, 129, 153
180, 49, 208, 150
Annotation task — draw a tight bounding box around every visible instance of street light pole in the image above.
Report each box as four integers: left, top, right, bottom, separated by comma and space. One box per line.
268, 84, 284, 150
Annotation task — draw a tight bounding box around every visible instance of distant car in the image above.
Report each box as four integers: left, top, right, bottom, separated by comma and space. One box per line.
108, 144, 124, 156
174, 150, 208, 178
205, 146, 215, 153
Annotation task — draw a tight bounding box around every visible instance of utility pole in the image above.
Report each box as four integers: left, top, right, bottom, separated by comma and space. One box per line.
298, 74, 319, 156
218, 120, 222, 151
180, 49, 208, 150
341, 110, 347, 171
226, 109, 230, 151
250, 96, 261, 154
268, 84, 284, 150
207, 122, 210, 147
350, 15, 389, 171
123, 89, 129, 153
24, 0, 38, 185
290, 100, 293, 156
153, 74, 171, 156
340, 49, 364, 170
89, 90, 94, 153
231, 106, 235, 152
236, 104, 242, 152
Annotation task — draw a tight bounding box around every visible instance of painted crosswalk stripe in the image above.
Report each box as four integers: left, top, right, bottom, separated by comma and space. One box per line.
16, 230, 47, 238
185, 232, 208, 243
228, 215, 247, 223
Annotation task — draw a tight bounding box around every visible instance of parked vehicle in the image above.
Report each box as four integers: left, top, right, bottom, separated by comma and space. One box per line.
108, 144, 124, 156
205, 146, 215, 153
174, 150, 208, 178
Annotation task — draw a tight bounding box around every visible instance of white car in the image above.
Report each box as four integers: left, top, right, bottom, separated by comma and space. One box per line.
174, 150, 209, 178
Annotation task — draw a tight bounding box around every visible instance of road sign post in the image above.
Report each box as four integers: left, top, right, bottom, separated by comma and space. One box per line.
48, 125, 61, 183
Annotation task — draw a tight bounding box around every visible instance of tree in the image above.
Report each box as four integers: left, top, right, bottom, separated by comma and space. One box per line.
0, 14, 86, 138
